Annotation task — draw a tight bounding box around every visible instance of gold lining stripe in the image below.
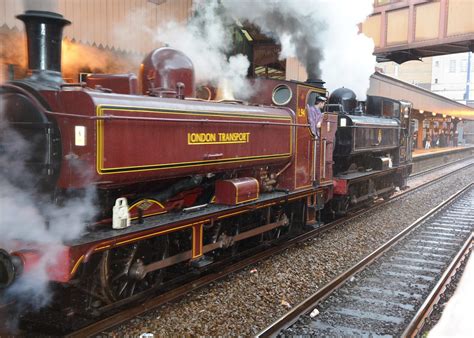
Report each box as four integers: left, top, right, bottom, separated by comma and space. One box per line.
99, 154, 291, 172
116, 223, 195, 246
96, 105, 293, 175
98, 105, 292, 120
128, 199, 167, 220
128, 199, 165, 210
217, 210, 247, 219
70, 255, 84, 276
94, 245, 111, 251
235, 177, 260, 204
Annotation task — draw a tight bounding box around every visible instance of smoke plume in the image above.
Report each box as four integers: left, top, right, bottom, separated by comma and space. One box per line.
149, 1, 252, 99
149, 0, 375, 98
219, 0, 375, 98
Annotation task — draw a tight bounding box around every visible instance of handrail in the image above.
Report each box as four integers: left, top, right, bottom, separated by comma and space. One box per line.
44, 111, 309, 127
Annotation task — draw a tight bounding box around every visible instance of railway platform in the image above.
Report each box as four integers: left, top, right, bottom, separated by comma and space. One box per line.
429, 252, 473, 337
412, 145, 474, 173
412, 145, 474, 157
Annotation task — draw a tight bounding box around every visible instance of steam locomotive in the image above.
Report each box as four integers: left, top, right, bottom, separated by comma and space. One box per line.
0, 11, 412, 310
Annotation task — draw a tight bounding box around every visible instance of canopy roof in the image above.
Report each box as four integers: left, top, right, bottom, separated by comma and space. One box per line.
368, 72, 474, 120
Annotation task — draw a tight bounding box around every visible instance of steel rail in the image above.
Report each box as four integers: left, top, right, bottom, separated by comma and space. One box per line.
257, 182, 473, 337
59, 163, 474, 337
402, 234, 473, 338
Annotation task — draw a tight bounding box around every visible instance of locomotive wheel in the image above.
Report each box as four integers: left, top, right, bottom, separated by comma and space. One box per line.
99, 235, 169, 303
334, 196, 350, 217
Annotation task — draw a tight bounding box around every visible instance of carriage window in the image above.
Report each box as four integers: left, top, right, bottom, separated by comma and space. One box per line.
382, 100, 400, 118
366, 96, 382, 116
392, 102, 400, 118
272, 85, 292, 105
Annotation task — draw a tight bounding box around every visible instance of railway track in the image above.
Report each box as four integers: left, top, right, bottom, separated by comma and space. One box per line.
59, 162, 473, 336
258, 183, 473, 337
4, 161, 471, 336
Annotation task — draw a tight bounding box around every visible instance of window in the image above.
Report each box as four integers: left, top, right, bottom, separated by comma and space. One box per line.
434, 78, 438, 84
461, 60, 467, 72
434, 61, 440, 67
382, 100, 400, 118
449, 60, 456, 73
272, 85, 292, 106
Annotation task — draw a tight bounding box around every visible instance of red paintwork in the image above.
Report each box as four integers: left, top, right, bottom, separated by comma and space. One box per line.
141, 47, 195, 98
316, 113, 338, 184
10, 246, 72, 283
21, 77, 336, 283
40, 89, 294, 189
85, 73, 138, 95
249, 79, 330, 191
333, 178, 348, 195
215, 177, 259, 205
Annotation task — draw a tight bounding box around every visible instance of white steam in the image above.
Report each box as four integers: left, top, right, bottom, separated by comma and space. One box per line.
22, 0, 58, 12
219, 0, 376, 98
0, 104, 96, 310
125, 0, 375, 99
150, 1, 252, 99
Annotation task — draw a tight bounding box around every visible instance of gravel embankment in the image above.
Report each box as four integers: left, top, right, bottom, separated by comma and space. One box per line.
108, 164, 474, 336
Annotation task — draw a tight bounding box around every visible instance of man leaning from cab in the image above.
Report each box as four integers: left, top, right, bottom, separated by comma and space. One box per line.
307, 95, 327, 137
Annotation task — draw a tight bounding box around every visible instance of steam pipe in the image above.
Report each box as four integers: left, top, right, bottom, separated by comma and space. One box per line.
0, 249, 23, 289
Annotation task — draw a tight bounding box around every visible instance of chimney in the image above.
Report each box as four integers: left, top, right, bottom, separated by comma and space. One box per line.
16, 10, 70, 86
306, 78, 326, 89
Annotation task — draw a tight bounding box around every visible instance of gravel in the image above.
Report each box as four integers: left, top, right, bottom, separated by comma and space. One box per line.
107, 163, 474, 336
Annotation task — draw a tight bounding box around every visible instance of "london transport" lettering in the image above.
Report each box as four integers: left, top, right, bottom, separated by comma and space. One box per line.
187, 132, 251, 145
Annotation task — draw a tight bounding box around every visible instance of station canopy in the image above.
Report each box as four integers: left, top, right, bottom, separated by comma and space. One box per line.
232, 22, 285, 79
368, 72, 474, 120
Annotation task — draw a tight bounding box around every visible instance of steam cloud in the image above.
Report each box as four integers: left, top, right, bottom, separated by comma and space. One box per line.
219, 0, 376, 98
148, 0, 375, 99
0, 101, 97, 312
148, 1, 252, 99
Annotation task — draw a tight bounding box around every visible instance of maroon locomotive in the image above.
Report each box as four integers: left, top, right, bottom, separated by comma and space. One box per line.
0, 10, 411, 310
